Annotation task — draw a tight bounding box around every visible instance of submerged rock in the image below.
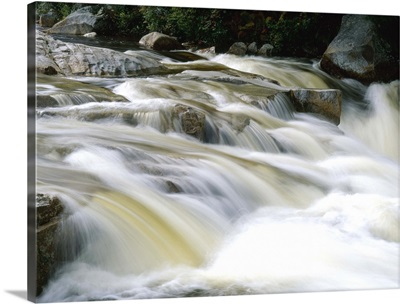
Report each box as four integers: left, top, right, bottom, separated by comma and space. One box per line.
320, 15, 398, 84
173, 105, 206, 141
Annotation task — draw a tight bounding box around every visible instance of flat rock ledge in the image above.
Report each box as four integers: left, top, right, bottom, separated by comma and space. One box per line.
36, 30, 168, 77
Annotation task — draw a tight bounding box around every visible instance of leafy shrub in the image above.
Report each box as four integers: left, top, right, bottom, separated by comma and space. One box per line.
36, 1, 81, 20
140, 6, 231, 48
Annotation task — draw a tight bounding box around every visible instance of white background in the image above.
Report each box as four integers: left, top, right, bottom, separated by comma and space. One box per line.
1, 0, 399, 303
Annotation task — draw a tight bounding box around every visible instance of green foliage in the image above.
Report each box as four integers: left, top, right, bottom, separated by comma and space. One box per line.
94, 5, 146, 37
140, 7, 171, 33
36, 1, 81, 19
35, 2, 344, 57
264, 12, 342, 57
140, 7, 230, 47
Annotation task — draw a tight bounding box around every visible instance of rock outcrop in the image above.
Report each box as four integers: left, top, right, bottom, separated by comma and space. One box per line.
36, 194, 64, 296
320, 15, 399, 84
47, 6, 102, 35
139, 32, 183, 51
35, 30, 168, 77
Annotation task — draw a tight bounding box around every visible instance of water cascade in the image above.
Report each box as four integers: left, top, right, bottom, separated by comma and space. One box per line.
36, 47, 399, 302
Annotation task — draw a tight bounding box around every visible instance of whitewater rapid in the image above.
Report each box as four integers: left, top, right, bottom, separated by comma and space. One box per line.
35, 52, 399, 302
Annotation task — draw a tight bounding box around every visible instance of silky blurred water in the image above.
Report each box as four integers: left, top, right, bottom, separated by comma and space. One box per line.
36, 50, 399, 302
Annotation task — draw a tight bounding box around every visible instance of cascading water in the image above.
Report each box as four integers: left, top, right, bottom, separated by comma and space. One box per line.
36, 47, 399, 302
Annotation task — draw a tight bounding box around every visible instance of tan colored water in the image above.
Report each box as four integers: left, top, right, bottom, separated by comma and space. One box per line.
36, 52, 399, 302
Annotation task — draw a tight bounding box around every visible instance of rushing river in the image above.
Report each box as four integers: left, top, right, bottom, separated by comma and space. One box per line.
35, 38, 399, 302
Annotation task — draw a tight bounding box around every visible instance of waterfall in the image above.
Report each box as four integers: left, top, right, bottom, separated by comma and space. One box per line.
35, 52, 399, 302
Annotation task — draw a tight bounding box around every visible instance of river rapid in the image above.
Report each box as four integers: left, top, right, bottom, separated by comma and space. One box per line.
35, 38, 399, 302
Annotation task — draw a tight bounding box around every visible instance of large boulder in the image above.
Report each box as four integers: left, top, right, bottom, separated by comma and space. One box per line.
320, 15, 398, 84
39, 9, 58, 28
226, 42, 247, 56
47, 6, 102, 35
139, 32, 183, 51
35, 30, 168, 77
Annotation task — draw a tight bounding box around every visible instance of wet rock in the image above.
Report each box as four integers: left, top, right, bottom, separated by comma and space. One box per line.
320, 15, 398, 84
289, 89, 342, 125
139, 32, 183, 51
227, 42, 247, 56
36, 194, 64, 296
230, 114, 250, 132
173, 105, 206, 140
37, 194, 64, 227
166, 180, 181, 193
47, 6, 102, 35
35, 30, 168, 77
